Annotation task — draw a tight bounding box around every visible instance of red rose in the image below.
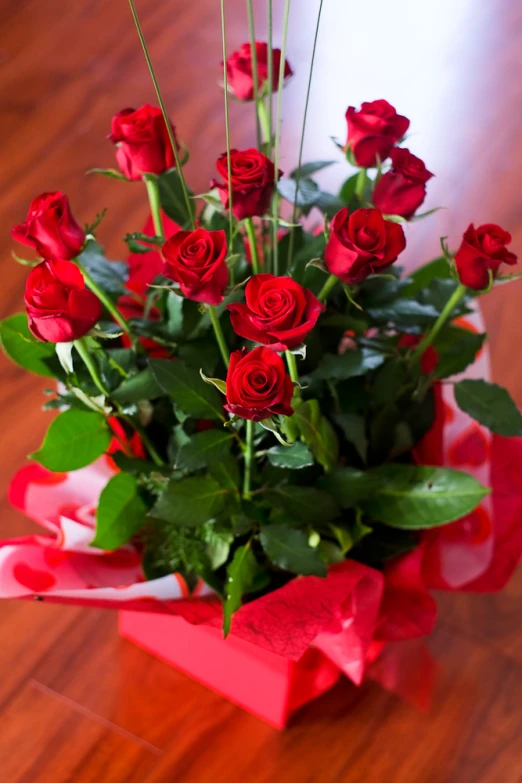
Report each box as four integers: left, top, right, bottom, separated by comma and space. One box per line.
25, 259, 102, 343
225, 346, 294, 421
455, 223, 517, 290
162, 228, 229, 305
109, 104, 179, 181
324, 207, 406, 284
227, 274, 324, 351
211, 148, 279, 221
373, 148, 434, 219
117, 295, 171, 358
345, 100, 410, 168
226, 42, 293, 101
12, 192, 85, 261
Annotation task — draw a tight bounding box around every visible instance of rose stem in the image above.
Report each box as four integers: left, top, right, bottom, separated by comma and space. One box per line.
267, 0, 273, 158
412, 283, 467, 361
74, 337, 165, 467
272, 0, 291, 277
243, 419, 254, 499
354, 169, 367, 199
318, 273, 338, 301
76, 260, 134, 340
209, 306, 230, 367
256, 99, 271, 146
246, 0, 262, 151
220, 0, 235, 284
143, 175, 164, 238
244, 217, 262, 274
285, 350, 301, 402
287, 0, 324, 270
128, 0, 195, 230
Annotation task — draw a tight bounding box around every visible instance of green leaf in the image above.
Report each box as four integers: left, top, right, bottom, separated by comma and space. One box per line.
78, 242, 128, 296
111, 367, 164, 403
158, 168, 195, 228
0, 313, 56, 377
432, 326, 486, 379
86, 167, 128, 181
205, 527, 234, 570
223, 543, 258, 636
176, 429, 233, 471
292, 399, 339, 472
367, 300, 439, 324
260, 524, 326, 576
150, 477, 229, 526
290, 161, 336, 179
339, 172, 360, 204
268, 485, 340, 524
319, 467, 381, 508
210, 456, 241, 492
29, 410, 111, 472
150, 359, 224, 420
92, 473, 147, 550
165, 292, 184, 338
362, 464, 490, 529
310, 349, 385, 381
277, 177, 319, 209
454, 379, 522, 437
267, 441, 314, 469
402, 257, 452, 297
333, 413, 368, 463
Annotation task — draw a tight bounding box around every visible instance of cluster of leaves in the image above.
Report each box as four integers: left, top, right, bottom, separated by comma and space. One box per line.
2, 162, 522, 635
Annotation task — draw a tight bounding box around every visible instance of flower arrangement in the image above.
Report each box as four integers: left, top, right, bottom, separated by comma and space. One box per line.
1, 0, 522, 721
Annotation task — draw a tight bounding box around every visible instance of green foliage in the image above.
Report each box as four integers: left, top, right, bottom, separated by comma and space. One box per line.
150, 359, 224, 419
267, 442, 314, 469
292, 399, 339, 472
92, 473, 147, 550
361, 464, 490, 528
158, 168, 195, 228
310, 349, 385, 381
268, 485, 340, 524
78, 241, 128, 296
150, 476, 231, 526
30, 410, 111, 472
0, 313, 56, 377
223, 543, 259, 636
260, 524, 326, 576
175, 429, 233, 471
454, 379, 522, 436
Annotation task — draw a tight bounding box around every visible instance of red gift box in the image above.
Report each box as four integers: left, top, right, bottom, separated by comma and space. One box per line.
119, 610, 341, 729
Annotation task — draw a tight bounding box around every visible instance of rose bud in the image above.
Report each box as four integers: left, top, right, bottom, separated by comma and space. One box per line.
226, 42, 293, 101
12, 192, 85, 261
225, 346, 294, 422
324, 207, 406, 284
25, 259, 102, 343
344, 100, 410, 168
373, 148, 434, 219
162, 228, 229, 305
109, 104, 180, 181
227, 274, 324, 351
211, 148, 280, 221
455, 223, 517, 290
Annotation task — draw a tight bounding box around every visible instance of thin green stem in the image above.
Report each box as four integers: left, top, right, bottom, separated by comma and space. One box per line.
354, 168, 367, 199
128, 0, 194, 229
243, 419, 254, 499
412, 283, 467, 360
74, 338, 109, 397
272, 0, 291, 276
77, 261, 133, 340
287, 0, 324, 270
144, 176, 164, 238
256, 99, 271, 145
245, 217, 262, 274
318, 273, 338, 302
267, 0, 273, 158
209, 306, 230, 367
220, 0, 234, 254
119, 413, 165, 467
246, 0, 262, 150
285, 350, 299, 384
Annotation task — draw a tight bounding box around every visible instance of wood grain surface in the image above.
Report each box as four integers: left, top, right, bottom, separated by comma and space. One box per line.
0, 1, 521, 781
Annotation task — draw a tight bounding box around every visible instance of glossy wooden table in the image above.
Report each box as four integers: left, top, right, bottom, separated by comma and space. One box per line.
0, 1, 521, 780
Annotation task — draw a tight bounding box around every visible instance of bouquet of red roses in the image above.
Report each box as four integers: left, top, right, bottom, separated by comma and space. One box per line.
1, 0, 521, 727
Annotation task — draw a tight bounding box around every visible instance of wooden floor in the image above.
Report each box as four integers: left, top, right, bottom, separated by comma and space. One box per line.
1, 1, 522, 780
